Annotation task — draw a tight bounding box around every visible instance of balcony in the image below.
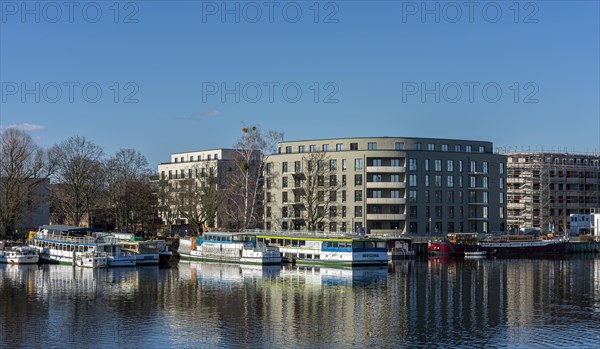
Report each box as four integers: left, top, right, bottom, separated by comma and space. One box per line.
366, 182, 406, 189
366, 214, 406, 220
369, 229, 406, 236
366, 198, 406, 205
467, 217, 488, 221
367, 166, 405, 173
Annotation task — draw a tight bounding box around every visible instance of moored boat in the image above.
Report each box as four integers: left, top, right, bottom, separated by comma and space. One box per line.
178, 232, 281, 265
386, 237, 415, 260
0, 245, 39, 264
75, 251, 108, 268
428, 232, 568, 257
119, 240, 161, 266
256, 232, 388, 267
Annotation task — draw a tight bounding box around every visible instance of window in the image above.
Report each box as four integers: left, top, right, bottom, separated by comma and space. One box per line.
342, 206, 347, 218
266, 163, 273, 174
483, 176, 488, 188
470, 176, 476, 188
317, 176, 324, 186
483, 162, 488, 173
391, 190, 400, 198
282, 192, 288, 203
395, 142, 404, 150
436, 206, 442, 219
409, 190, 417, 203
459, 176, 463, 188
409, 159, 418, 171
499, 163, 504, 174
391, 159, 400, 166
207, 155, 211, 160
330, 175, 337, 186
425, 190, 430, 203
435, 175, 442, 187
355, 206, 363, 217
174, 158, 178, 163
354, 190, 363, 201
470, 161, 476, 173
428, 143, 435, 151
318, 160, 324, 172
447, 191, 454, 203
310, 145, 316, 152
372, 174, 382, 182
466, 145, 472, 152
454, 144, 461, 152
448, 206, 454, 219
266, 192, 272, 203
336, 143, 343, 151
342, 159, 347, 171
483, 191, 489, 203
413, 143, 421, 150
442, 144, 448, 151
295, 161, 301, 172
435, 159, 442, 171
355, 159, 363, 171
330, 191, 337, 202
285, 146, 292, 154
355, 174, 363, 185
342, 190, 347, 202
424, 174, 429, 187
372, 159, 382, 166
499, 192, 504, 204
266, 207, 271, 218
322, 144, 329, 152
282, 162, 288, 173
435, 190, 442, 203
409, 206, 418, 218
409, 174, 417, 186
372, 190, 382, 198
282, 207, 288, 218
368, 142, 377, 150
447, 160, 454, 172
425, 159, 429, 171
350, 143, 358, 150
447, 175, 454, 187
318, 191, 324, 202
478, 146, 484, 153
459, 160, 463, 172
499, 179, 504, 189
282, 177, 288, 188
390, 174, 400, 182
298, 145, 305, 153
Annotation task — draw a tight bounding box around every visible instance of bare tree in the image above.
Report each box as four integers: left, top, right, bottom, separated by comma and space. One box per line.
0, 128, 57, 236
104, 149, 151, 230
170, 171, 222, 233
224, 125, 283, 230
52, 136, 104, 227
296, 152, 342, 231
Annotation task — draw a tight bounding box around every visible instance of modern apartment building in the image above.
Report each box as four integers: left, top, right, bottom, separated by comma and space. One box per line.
157, 149, 238, 228
265, 137, 507, 236
505, 151, 600, 233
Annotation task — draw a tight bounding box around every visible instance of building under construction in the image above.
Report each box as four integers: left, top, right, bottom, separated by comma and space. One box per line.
502, 149, 600, 233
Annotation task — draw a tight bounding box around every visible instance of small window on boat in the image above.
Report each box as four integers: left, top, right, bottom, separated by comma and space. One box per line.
353, 242, 364, 249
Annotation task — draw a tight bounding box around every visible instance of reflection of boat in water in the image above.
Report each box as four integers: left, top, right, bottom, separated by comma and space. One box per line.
257, 232, 388, 266
178, 233, 281, 265
428, 233, 568, 257
464, 251, 490, 258
0, 244, 39, 264
179, 260, 281, 285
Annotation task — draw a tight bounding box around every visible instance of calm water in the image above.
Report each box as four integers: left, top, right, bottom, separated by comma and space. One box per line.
1, 257, 600, 349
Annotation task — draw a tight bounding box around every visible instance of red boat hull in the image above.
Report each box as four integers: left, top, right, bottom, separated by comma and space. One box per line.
429, 239, 569, 257
428, 241, 452, 255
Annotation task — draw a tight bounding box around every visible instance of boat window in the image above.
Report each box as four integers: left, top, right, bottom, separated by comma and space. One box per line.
377, 242, 386, 249
365, 241, 376, 249
353, 242, 364, 249
299, 240, 306, 247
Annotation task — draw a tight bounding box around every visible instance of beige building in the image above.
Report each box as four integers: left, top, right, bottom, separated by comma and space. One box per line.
505, 151, 600, 233
157, 149, 238, 227
265, 137, 507, 235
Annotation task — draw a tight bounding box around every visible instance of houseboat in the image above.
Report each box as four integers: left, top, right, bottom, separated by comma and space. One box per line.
120, 240, 161, 266
178, 232, 281, 265
75, 251, 108, 268
109, 232, 172, 267
428, 233, 569, 257
386, 237, 415, 259
0, 244, 39, 264
256, 232, 388, 267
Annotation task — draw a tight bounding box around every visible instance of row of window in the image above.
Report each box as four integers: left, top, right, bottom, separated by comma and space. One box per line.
408, 159, 503, 174
409, 174, 501, 189
280, 142, 487, 154
511, 157, 600, 167
173, 154, 218, 163
161, 167, 215, 180
408, 221, 497, 234
408, 190, 505, 204
408, 206, 503, 220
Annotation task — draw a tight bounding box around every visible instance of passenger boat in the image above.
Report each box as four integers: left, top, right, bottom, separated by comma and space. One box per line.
256, 232, 388, 267
428, 233, 569, 257
75, 251, 108, 268
0, 245, 39, 264
108, 232, 172, 267
178, 232, 281, 265
385, 238, 415, 260
30, 225, 137, 267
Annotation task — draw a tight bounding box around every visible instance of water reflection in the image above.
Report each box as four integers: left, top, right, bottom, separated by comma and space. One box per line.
1, 257, 599, 348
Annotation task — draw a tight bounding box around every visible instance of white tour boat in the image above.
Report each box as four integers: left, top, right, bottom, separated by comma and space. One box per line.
178, 232, 281, 265
0, 245, 39, 264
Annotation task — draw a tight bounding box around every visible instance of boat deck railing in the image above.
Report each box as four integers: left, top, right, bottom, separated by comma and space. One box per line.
250, 229, 367, 239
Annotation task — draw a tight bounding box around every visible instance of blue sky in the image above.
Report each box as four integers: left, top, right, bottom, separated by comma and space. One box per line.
1, 1, 599, 168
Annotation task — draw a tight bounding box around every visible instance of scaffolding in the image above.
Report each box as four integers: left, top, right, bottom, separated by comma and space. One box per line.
499, 148, 600, 233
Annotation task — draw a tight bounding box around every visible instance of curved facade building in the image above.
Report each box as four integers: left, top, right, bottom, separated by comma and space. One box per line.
265, 137, 507, 235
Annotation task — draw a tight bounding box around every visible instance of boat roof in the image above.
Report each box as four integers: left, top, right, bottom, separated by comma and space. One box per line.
203, 232, 257, 237
39, 225, 99, 234
256, 231, 384, 241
